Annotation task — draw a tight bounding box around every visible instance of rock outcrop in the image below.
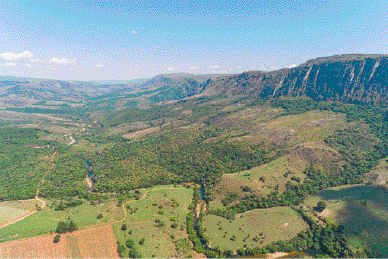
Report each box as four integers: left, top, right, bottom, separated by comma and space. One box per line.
202, 54, 388, 106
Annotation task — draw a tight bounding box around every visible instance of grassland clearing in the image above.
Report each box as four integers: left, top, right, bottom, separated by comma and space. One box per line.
213, 109, 346, 148
202, 207, 309, 252
0, 199, 40, 211
302, 184, 388, 256
113, 185, 197, 258
123, 126, 160, 139
211, 156, 307, 207
0, 199, 42, 227
0, 198, 124, 242
0, 206, 30, 226
0, 224, 119, 258
365, 156, 388, 184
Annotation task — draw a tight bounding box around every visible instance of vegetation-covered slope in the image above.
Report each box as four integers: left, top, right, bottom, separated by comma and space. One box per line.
202, 54, 388, 106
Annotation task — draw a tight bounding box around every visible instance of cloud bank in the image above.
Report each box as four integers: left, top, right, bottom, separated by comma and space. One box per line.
0, 51, 34, 61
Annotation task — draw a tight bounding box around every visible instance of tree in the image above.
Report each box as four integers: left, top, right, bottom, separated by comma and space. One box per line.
126, 239, 135, 249
241, 186, 252, 192
224, 250, 233, 257
139, 238, 145, 245
117, 244, 125, 255
316, 201, 327, 212
53, 234, 61, 243
55, 222, 69, 234
97, 213, 103, 219
121, 224, 127, 231
128, 249, 141, 258
68, 221, 78, 232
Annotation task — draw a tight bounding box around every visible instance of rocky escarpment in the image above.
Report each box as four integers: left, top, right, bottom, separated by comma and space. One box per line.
202, 54, 388, 106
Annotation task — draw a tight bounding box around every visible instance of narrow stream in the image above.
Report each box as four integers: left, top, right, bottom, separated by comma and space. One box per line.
200, 186, 205, 201
85, 160, 94, 191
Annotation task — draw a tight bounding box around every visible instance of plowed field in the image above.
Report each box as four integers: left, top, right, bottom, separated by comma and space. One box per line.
0, 224, 119, 258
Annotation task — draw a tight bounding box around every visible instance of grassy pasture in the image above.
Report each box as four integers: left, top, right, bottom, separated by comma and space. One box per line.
216, 109, 346, 148
302, 184, 388, 256
365, 156, 388, 184
211, 156, 307, 207
0, 206, 30, 226
113, 185, 196, 258
0, 199, 40, 226
261, 110, 346, 144
0, 199, 40, 211
202, 207, 308, 252
0, 199, 123, 242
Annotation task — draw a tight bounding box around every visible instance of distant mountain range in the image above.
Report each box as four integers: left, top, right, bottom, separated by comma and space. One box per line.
2, 54, 388, 106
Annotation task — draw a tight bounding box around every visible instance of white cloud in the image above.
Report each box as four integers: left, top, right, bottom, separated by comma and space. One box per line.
167, 67, 174, 71
0, 51, 33, 61
50, 57, 76, 64
4, 62, 16, 67
131, 30, 138, 34
189, 66, 201, 70
95, 63, 103, 68
26, 63, 32, 67
209, 65, 220, 69
287, 64, 298, 68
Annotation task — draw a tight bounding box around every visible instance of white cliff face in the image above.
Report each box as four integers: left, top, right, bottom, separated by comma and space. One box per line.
369, 60, 380, 82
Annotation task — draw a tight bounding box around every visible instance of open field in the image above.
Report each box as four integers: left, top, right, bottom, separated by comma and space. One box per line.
0, 199, 124, 242
211, 156, 307, 207
0, 199, 40, 211
216, 109, 346, 147
302, 184, 388, 256
113, 185, 197, 258
0, 206, 30, 226
0, 224, 119, 258
365, 156, 388, 184
202, 207, 308, 252
0, 199, 41, 226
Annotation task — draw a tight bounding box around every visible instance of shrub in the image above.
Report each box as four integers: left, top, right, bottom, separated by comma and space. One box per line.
139, 238, 145, 245
241, 186, 252, 192
171, 223, 178, 229
121, 224, 127, 231
53, 234, 61, 243
126, 239, 135, 249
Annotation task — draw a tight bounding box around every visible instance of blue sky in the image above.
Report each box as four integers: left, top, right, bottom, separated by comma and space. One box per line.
1, 0, 387, 80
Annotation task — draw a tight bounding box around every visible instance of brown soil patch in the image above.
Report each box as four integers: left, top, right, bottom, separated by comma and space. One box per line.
265, 252, 289, 258
319, 209, 333, 218
123, 126, 160, 139
0, 225, 119, 258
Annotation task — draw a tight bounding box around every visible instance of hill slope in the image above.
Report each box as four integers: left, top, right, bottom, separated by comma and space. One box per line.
202, 54, 388, 106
